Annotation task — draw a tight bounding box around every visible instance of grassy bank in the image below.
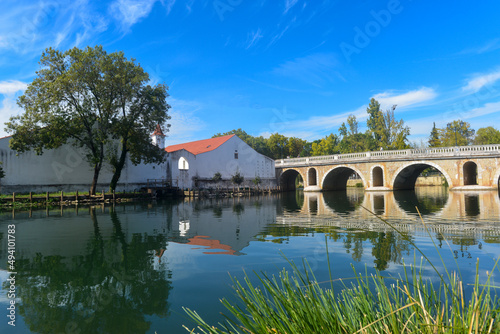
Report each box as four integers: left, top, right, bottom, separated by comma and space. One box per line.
183, 214, 500, 333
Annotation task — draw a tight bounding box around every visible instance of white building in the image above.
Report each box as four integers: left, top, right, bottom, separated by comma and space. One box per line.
0, 129, 276, 193
0, 135, 166, 193
165, 134, 276, 190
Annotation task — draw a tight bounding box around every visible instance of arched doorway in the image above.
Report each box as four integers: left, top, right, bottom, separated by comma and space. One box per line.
308, 168, 317, 186
372, 166, 384, 187
463, 161, 478, 186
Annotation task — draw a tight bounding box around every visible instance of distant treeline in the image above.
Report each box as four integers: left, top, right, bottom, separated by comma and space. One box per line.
214, 98, 500, 160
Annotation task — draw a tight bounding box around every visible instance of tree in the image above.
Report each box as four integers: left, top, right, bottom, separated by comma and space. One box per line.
366, 98, 383, 143
428, 122, 440, 147
311, 134, 339, 156
287, 137, 307, 157
440, 120, 475, 146
231, 171, 244, 191
267, 133, 288, 159
474, 126, 500, 145
0, 162, 4, 179
7, 46, 170, 194
106, 55, 171, 191
366, 102, 410, 150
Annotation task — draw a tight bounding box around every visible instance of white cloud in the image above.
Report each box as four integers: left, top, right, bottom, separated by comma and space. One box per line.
166, 98, 206, 144
0, 96, 24, 138
272, 53, 342, 87
0, 80, 27, 95
109, 0, 159, 31
459, 38, 500, 55
259, 105, 366, 141
462, 69, 500, 93
245, 29, 263, 49
372, 87, 437, 109
284, 0, 299, 14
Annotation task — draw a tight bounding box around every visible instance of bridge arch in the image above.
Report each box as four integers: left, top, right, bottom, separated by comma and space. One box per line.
391, 161, 453, 190
321, 165, 367, 191
279, 168, 305, 191
371, 165, 384, 187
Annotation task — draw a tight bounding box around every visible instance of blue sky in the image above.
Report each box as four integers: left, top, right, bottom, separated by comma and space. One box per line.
1, 0, 500, 145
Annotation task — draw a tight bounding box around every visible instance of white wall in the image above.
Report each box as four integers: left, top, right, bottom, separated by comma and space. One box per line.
0, 136, 167, 193
168, 136, 276, 189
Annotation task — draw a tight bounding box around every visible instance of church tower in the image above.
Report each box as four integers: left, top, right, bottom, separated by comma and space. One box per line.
151, 124, 166, 149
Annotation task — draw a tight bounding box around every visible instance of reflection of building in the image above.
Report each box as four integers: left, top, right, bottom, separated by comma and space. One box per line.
166, 134, 275, 190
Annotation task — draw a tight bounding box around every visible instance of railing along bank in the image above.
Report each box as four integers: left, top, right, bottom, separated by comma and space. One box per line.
276, 144, 500, 167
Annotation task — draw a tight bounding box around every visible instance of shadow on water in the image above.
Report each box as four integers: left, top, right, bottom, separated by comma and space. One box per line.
322, 189, 364, 214
11, 207, 173, 334
278, 191, 304, 213
393, 188, 448, 215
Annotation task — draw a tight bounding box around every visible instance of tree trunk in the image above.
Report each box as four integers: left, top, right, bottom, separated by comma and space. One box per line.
90, 164, 101, 195
109, 141, 129, 192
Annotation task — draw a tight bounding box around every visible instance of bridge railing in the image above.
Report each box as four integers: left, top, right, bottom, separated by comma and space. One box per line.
276, 144, 500, 167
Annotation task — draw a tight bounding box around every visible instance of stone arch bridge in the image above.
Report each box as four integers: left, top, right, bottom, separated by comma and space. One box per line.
276, 145, 500, 191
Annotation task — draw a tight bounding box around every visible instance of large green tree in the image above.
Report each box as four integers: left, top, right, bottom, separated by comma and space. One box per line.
439, 120, 475, 146
474, 126, 500, 145
311, 133, 339, 156
366, 102, 410, 150
7, 46, 170, 194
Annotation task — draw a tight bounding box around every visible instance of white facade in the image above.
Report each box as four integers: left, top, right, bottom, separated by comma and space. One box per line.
0, 136, 166, 193
0, 134, 276, 193
167, 135, 276, 189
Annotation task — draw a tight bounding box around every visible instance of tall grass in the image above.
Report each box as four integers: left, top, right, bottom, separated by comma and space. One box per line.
183, 210, 500, 334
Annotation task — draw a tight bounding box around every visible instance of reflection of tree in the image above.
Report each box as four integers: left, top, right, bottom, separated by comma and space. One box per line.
370, 232, 411, 271
12, 208, 172, 334
232, 202, 245, 216
394, 190, 448, 215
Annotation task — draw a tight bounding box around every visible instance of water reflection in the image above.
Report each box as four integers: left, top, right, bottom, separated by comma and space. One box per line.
291, 187, 500, 223
9, 207, 172, 334
0, 188, 499, 333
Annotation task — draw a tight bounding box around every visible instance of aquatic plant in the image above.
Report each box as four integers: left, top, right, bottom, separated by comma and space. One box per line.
183, 210, 500, 334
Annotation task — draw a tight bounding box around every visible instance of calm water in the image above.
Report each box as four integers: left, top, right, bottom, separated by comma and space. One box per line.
0, 187, 499, 333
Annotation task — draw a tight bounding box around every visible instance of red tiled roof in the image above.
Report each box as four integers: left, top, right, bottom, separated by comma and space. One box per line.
165, 134, 235, 155
152, 124, 166, 136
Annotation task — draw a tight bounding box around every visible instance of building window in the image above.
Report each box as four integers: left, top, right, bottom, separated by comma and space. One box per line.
178, 157, 189, 170
234, 150, 238, 159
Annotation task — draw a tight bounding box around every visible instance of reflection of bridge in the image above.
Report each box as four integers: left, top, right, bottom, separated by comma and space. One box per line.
297, 190, 500, 224
276, 145, 500, 191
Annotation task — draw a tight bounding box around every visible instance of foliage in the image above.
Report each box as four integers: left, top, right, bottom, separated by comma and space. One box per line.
366, 103, 410, 150
252, 176, 261, 186
428, 122, 440, 147
440, 120, 475, 146
0, 162, 4, 179
287, 137, 307, 157
212, 172, 222, 182
231, 171, 244, 186
474, 126, 500, 145
7, 46, 170, 194
267, 133, 289, 159
311, 134, 339, 156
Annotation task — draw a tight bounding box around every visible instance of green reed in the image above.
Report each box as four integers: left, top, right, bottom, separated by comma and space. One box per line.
183, 210, 500, 334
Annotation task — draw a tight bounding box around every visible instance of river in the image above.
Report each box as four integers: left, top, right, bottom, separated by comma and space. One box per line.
0, 186, 499, 333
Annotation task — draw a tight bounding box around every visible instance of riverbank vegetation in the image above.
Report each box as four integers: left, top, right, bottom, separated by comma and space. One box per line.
183, 214, 500, 334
